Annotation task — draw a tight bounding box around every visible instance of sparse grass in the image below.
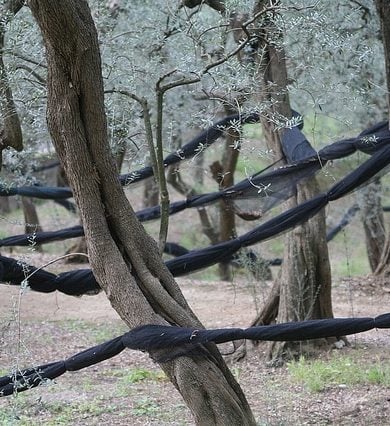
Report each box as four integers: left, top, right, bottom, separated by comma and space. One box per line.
0, 395, 32, 426
0, 396, 118, 426
56, 319, 127, 344
132, 397, 160, 417
288, 355, 390, 392
116, 367, 166, 397
40, 399, 117, 425
120, 368, 166, 384
0, 411, 31, 426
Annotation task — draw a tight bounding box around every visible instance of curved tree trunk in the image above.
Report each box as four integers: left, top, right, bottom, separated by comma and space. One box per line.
252, 0, 334, 363
0, 197, 11, 214
29, 1, 255, 424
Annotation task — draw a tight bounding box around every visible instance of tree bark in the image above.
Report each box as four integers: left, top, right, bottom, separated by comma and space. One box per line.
210, 119, 240, 281
21, 197, 42, 252
0, 0, 24, 167
374, 0, 390, 276
21, 197, 42, 233
57, 163, 88, 262
143, 176, 159, 208
28, 1, 255, 424
358, 180, 385, 272
251, 0, 334, 363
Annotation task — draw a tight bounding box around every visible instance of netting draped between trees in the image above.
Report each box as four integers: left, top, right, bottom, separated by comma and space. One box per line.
1, 313, 389, 397
1, 114, 390, 398
1, 128, 390, 293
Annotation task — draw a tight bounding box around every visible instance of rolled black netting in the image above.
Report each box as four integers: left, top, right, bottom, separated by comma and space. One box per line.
0, 255, 98, 295
1, 120, 389, 249
0, 184, 73, 199
167, 143, 390, 276
1, 139, 390, 294
0, 112, 260, 200
1, 313, 389, 397
123, 314, 390, 350
0, 118, 388, 205
1, 119, 389, 397
0, 161, 321, 248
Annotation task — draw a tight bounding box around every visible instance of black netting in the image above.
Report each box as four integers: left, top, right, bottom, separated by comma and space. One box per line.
1, 314, 388, 397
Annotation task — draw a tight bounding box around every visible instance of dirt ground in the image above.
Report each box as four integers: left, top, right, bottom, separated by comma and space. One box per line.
0, 265, 389, 425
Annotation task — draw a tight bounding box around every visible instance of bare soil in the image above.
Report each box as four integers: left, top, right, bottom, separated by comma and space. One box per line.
0, 262, 389, 425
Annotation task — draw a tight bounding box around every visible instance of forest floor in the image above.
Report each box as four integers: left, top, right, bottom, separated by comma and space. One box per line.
0, 256, 389, 426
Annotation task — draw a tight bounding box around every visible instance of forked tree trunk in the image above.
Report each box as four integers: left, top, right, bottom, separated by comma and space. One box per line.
252, 0, 334, 363
374, 0, 390, 276
29, 1, 255, 424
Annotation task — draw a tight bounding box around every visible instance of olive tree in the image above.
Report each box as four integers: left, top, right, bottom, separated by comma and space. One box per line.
27, 0, 256, 424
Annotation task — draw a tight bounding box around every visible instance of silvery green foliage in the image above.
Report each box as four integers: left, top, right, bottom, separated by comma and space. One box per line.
281, 0, 385, 139
0, 0, 385, 184
96, 0, 258, 157
1, 4, 47, 185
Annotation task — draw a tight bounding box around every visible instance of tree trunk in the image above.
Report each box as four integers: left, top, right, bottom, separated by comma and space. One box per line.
210, 123, 240, 281
57, 163, 88, 262
0, 197, 10, 214
143, 176, 159, 208
29, 1, 255, 424
21, 197, 42, 233
218, 113, 240, 281
266, 180, 334, 363
0, 0, 24, 167
252, 0, 334, 363
374, 0, 390, 276
358, 180, 385, 272
65, 237, 89, 263
115, 139, 126, 172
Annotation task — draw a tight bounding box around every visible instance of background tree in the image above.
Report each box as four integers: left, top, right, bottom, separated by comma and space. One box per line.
0, 0, 24, 167
248, 0, 333, 364
374, 0, 390, 276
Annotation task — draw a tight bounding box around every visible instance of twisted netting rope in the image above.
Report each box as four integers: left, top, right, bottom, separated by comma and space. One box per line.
1, 314, 389, 397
